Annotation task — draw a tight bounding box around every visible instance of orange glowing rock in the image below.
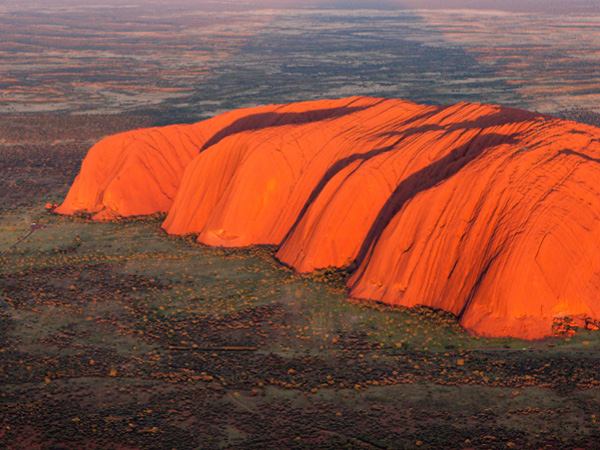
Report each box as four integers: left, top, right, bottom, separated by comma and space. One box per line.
54, 126, 201, 219
58, 97, 600, 339
54, 101, 321, 220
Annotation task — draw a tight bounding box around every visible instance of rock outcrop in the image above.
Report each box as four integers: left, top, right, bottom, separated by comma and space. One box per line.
57, 96, 600, 339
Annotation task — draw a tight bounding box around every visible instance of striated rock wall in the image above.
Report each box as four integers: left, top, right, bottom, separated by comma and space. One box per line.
57, 96, 600, 339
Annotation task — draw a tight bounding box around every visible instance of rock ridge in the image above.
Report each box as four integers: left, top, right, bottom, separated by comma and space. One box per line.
57, 96, 600, 339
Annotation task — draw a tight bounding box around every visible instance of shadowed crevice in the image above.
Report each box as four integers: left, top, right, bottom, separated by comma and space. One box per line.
200, 101, 382, 151
279, 109, 532, 265
377, 106, 544, 139
558, 148, 600, 163
348, 131, 520, 280
279, 122, 452, 247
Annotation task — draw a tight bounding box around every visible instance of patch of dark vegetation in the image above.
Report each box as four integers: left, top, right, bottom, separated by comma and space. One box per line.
557, 108, 600, 129
0, 114, 158, 210
0, 263, 170, 310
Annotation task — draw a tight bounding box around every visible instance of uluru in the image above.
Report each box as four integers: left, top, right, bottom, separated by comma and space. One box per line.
56, 96, 600, 340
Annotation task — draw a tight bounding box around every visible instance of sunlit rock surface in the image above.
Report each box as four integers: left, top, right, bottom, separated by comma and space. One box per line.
58, 96, 600, 339
54, 103, 308, 219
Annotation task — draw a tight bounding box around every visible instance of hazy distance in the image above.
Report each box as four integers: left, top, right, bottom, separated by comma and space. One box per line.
0, 0, 596, 14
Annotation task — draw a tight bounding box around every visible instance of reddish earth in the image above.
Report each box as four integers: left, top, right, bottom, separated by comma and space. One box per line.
57, 96, 600, 339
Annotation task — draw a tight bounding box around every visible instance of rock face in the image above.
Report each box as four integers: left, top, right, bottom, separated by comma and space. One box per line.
57, 96, 600, 339
55, 126, 201, 219
54, 101, 329, 220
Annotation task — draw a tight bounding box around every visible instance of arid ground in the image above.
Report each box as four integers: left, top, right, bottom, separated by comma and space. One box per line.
2, 3, 600, 449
